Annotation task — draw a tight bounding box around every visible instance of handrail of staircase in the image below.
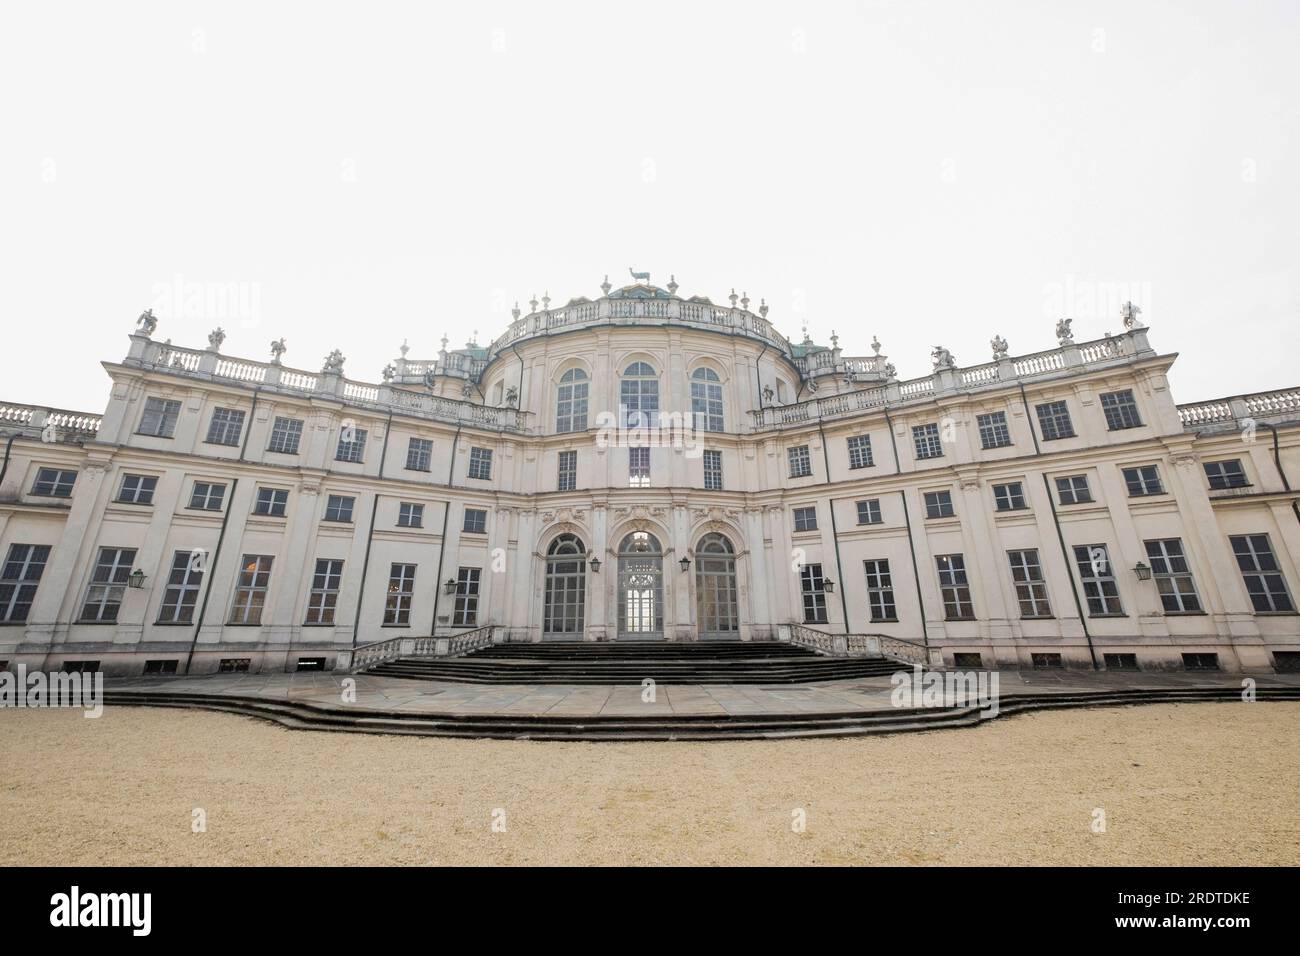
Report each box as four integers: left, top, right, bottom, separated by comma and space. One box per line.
348, 624, 498, 671
780, 624, 932, 666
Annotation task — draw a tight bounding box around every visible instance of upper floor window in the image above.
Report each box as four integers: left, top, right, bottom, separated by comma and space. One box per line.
690, 367, 724, 432
138, 397, 181, 438
792, 506, 818, 532
116, 473, 157, 505
558, 450, 577, 491
398, 502, 424, 528
254, 487, 289, 517
1100, 389, 1143, 431
1122, 465, 1164, 497
556, 368, 590, 433
323, 494, 355, 523
788, 445, 812, 478
629, 447, 650, 487
977, 411, 1012, 449
1204, 459, 1248, 490
1055, 474, 1092, 505
468, 447, 493, 480
620, 362, 659, 428
703, 449, 723, 491
406, 437, 433, 472
992, 481, 1026, 511
205, 407, 245, 446
336, 427, 367, 463
268, 417, 303, 455
923, 489, 954, 519
31, 467, 77, 498
1035, 400, 1076, 440
856, 499, 882, 525
847, 435, 874, 469
913, 423, 943, 460
463, 507, 487, 534
189, 481, 226, 511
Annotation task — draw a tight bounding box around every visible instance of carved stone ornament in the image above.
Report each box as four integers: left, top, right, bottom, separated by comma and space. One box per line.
991, 334, 1009, 359
136, 309, 158, 335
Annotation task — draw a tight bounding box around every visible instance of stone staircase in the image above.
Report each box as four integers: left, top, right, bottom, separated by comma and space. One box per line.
363, 640, 903, 685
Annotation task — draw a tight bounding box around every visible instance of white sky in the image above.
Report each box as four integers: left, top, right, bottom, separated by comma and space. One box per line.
1, 1, 1296, 413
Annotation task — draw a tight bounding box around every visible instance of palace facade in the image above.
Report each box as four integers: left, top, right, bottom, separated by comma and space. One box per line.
2, 277, 1299, 675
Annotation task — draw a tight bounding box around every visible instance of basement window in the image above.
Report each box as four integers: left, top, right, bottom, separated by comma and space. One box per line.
952, 652, 983, 668
1273, 652, 1300, 672
295, 657, 327, 672
1103, 653, 1139, 671
60, 660, 100, 673
1030, 653, 1063, 669
1182, 653, 1220, 671
143, 659, 178, 675
218, 658, 250, 673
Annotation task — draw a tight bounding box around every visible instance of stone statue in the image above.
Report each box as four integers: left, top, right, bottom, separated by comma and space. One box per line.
269, 338, 286, 364
931, 345, 955, 369
884, 362, 897, 380
629, 267, 650, 283
1056, 318, 1074, 345
871, 336, 882, 356
322, 349, 345, 374
991, 334, 1009, 359
207, 327, 226, 352
504, 385, 519, 407
1121, 300, 1145, 329
136, 309, 158, 335
762, 384, 774, 403
382, 363, 395, 382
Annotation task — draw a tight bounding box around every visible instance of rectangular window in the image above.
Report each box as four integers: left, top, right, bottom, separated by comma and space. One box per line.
230, 555, 273, 625
157, 550, 203, 624
406, 437, 433, 472
935, 554, 975, 620
912, 423, 943, 460
116, 473, 157, 505
336, 427, 368, 464
80, 547, 137, 623
856, 499, 882, 525
800, 564, 828, 624
189, 481, 226, 511
452, 567, 481, 626
463, 508, 487, 534
468, 446, 493, 480
323, 494, 354, 522
384, 563, 416, 625
629, 447, 650, 487
205, 407, 245, 446
1100, 389, 1143, 431
793, 506, 818, 532
1122, 465, 1164, 497
254, 487, 289, 516
847, 435, 874, 469
0, 544, 51, 623
397, 502, 424, 528
1035, 400, 1075, 440
788, 445, 812, 478
977, 411, 1012, 449
305, 559, 343, 625
138, 397, 181, 438
1204, 459, 1248, 490
1055, 475, 1092, 505
863, 559, 896, 622
1229, 534, 1294, 613
558, 450, 577, 491
1073, 544, 1124, 616
267, 417, 303, 454
219, 658, 250, 673
31, 468, 76, 498
1144, 538, 1202, 613
923, 490, 954, 519
992, 482, 1026, 511
1007, 549, 1052, 618
703, 450, 723, 491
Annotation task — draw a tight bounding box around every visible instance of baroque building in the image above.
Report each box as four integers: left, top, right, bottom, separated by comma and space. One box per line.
1, 277, 1299, 676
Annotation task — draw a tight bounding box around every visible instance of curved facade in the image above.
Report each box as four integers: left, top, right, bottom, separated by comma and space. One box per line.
2, 278, 1300, 675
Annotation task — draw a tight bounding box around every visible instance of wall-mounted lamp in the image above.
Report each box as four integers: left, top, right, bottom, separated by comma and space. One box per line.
1132, 562, 1152, 581
443, 577, 458, 595
127, 569, 148, 589
679, 556, 691, 573
589, 557, 601, 573
822, 578, 836, 594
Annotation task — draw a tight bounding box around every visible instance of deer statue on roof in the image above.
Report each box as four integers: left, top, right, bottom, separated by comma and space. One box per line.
629, 266, 650, 284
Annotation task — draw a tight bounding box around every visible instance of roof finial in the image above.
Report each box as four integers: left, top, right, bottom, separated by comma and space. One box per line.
666, 274, 678, 295
542, 291, 550, 311
830, 329, 839, 350
400, 338, 410, 358
759, 298, 769, 318
439, 334, 449, 352
601, 274, 612, 295
741, 291, 750, 311
529, 294, 538, 313
511, 302, 520, 320
729, 288, 739, 309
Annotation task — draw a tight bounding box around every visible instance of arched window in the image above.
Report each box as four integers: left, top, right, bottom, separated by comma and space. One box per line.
617, 531, 663, 639
695, 533, 739, 638
543, 534, 586, 636
690, 367, 724, 432
556, 368, 589, 433
620, 362, 659, 428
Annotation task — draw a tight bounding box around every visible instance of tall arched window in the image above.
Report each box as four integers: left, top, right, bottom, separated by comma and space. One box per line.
543, 534, 586, 636
617, 531, 663, 639
556, 368, 589, 433
690, 367, 724, 432
620, 362, 659, 428
695, 533, 739, 638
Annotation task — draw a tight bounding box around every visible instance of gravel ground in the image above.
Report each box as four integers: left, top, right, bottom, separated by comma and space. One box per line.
1, 702, 1296, 866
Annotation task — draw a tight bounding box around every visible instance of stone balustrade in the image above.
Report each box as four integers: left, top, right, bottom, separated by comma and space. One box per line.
1177, 388, 1300, 433
0, 401, 102, 443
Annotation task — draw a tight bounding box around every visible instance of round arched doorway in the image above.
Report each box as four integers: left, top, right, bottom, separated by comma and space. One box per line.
617, 531, 664, 640
694, 532, 739, 640
543, 533, 586, 640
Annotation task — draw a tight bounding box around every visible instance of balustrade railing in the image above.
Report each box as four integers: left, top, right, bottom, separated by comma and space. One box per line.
1177, 387, 1300, 430
0, 401, 102, 442
350, 625, 498, 671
